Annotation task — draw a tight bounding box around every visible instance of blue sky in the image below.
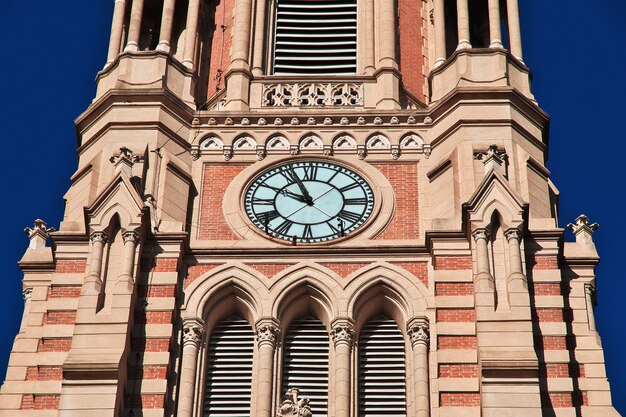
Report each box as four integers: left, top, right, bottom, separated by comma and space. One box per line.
0, 0, 624, 413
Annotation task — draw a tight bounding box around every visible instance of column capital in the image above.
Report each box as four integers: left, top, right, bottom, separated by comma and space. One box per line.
407, 318, 430, 349
504, 228, 522, 242
182, 318, 205, 348
123, 230, 141, 245
91, 231, 108, 244
472, 228, 490, 242
255, 318, 280, 348
330, 319, 355, 347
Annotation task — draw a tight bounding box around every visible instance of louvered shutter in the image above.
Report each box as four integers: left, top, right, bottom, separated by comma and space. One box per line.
282, 317, 329, 416
204, 317, 254, 417
273, 0, 357, 75
359, 317, 407, 417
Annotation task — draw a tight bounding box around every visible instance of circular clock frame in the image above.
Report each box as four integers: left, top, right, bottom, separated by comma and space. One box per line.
243, 159, 376, 244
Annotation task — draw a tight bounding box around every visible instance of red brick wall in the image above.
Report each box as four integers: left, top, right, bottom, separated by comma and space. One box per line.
125, 394, 165, 409
48, 285, 81, 299
140, 257, 179, 272
135, 311, 173, 325
535, 308, 571, 323
434, 256, 472, 270
533, 283, 562, 296
390, 262, 428, 286
437, 309, 476, 322
530, 255, 559, 270
43, 311, 77, 325
21, 394, 60, 410
537, 336, 568, 350
25, 366, 63, 381
132, 338, 171, 352
541, 363, 584, 379
319, 262, 369, 278
440, 393, 481, 406
373, 163, 419, 240
37, 338, 71, 352
438, 364, 479, 378
438, 336, 477, 350
199, 164, 248, 240
138, 285, 176, 298
185, 263, 222, 288
129, 365, 168, 380
435, 282, 474, 296
398, 0, 426, 103
247, 263, 295, 278
206, 0, 234, 99
55, 259, 87, 273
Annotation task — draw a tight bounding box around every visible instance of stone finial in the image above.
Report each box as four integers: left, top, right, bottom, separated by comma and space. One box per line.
277, 388, 312, 417
24, 219, 55, 250
568, 214, 599, 246
477, 144, 507, 174
110, 147, 140, 176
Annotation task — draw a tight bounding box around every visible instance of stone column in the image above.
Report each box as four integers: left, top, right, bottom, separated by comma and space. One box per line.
378, 0, 398, 68
106, 0, 127, 64
17, 288, 33, 336
433, 0, 447, 67
255, 319, 280, 417
487, 0, 503, 48
251, 0, 268, 75
84, 232, 108, 294
182, 0, 201, 69
585, 284, 597, 332
472, 228, 493, 291
115, 231, 140, 292
330, 320, 355, 417
408, 319, 430, 417
125, 0, 145, 52
157, 0, 177, 52
506, 0, 523, 61
363, 0, 375, 74
178, 319, 205, 417
505, 228, 527, 291
456, 0, 471, 50
231, 0, 253, 69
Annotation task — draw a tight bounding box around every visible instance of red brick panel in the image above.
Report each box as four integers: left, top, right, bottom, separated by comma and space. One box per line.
37, 338, 72, 352
434, 256, 472, 270
319, 262, 369, 278
43, 311, 77, 325
541, 392, 573, 408
391, 262, 428, 286
55, 259, 87, 273
435, 282, 474, 296
373, 163, 419, 240
535, 309, 572, 323
531, 256, 559, 270
129, 365, 168, 380
537, 336, 568, 350
440, 393, 481, 407
21, 394, 60, 410
132, 338, 171, 352
438, 364, 479, 378
398, 0, 426, 102
125, 394, 165, 409
436, 309, 476, 322
533, 283, 562, 296
135, 311, 173, 325
542, 363, 585, 379
138, 285, 177, 298
48, 285, 81, 299
199, 163, 248, 240
438, 336, 477, 350
140, 257, 179, 272
25, 366, 63, 381
206, 0, 234, 99
247, 263, 295, 279
185, 264, 222, 288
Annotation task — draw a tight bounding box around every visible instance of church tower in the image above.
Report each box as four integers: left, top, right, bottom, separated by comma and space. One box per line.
0, 0, 621, 417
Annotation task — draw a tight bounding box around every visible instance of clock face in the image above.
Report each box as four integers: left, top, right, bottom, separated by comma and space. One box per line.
244, 161, 375, 243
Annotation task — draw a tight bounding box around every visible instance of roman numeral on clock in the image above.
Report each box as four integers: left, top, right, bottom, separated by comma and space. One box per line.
303, 165, 318, 180
338, 210, 362, 224
338, 183, 361, 193
261, 210, 281, 222
274, 219, 294, 236
303, 224, 314, 240
344, 197, 367, 205
252, 197, 274, 205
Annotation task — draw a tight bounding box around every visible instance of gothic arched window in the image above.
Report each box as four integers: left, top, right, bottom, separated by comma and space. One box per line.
359, 316, 407, 417
204, 317, 254, 417
271, 0, 357, 75
281, 317, 329, 416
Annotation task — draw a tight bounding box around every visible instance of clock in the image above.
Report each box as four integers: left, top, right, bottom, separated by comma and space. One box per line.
244, 161, 375, 243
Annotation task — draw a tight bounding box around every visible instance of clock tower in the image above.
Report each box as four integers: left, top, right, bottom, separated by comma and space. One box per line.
0, 1, 621, 417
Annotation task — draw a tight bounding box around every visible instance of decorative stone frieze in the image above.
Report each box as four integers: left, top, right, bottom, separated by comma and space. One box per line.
263, 82, 363, 107
277, 387, 312, 417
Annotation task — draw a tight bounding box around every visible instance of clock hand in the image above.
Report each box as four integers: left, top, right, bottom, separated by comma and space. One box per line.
290, 168, 313, 204
281, 188, 309, 203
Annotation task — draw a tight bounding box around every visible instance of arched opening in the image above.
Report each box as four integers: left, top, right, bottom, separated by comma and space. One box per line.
489, 212, 510, 311
281, 316, 329, 416
204, 316, 254, 417
98, 216, 123, 313
359, 316, 407, 417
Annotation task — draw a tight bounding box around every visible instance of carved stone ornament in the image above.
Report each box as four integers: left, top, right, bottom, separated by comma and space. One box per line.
307, 117, 316, 125
391, 146, 401, 160
357, 146, 367, 160
407, 115, 417, 124
22, 288, 33, 302
223, 147, 234, 161
262, 82, 363, 107
423, 116, 433, 124
208, 117, 217, 125
258, 117, 267, 125
241, 117, 251, 125
505, 228, 522, 242
323, 117, 333, 125
472, 228, 490, 242
256, 323, 279, 347
408, 322, 430, 348
323, 145, 333, 156
331, 324, 355, 346
24, 219, 55, 250
182, 321, 204, 347
274, 118, 284, 125
423, 144, 432, 159
357, 117, 366, 125
340, 117, 350, 125
390, 116, 400, 124
109, 146, 141, 168
225, 117, 234, 125
568, 214, 599, 246
277, 388, 312, 417
257, 146, 267, 161
91, 231, 108, 244
290, 145, 300, 156
123, 230, 140, 245
190, 148, 200, 160
373, 116, 383, 125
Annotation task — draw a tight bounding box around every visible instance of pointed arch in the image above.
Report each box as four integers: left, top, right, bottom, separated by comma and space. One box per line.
366, 133, 391, 149
332, 134, 357, 150
265, 134, 291, 150
199, 135, 224, 150
400, 133, 424, 149
299, 134, 323, 150
232, 135, 257, 150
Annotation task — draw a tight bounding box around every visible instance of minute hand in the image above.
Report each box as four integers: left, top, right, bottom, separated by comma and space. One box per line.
290, 169, 313, 203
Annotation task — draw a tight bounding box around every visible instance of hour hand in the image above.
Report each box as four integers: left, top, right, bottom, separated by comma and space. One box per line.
281, 188, 309, 203
289, 169, 313, 203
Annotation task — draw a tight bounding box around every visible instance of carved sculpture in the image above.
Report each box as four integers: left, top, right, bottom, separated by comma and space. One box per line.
277, 388, 312, 417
